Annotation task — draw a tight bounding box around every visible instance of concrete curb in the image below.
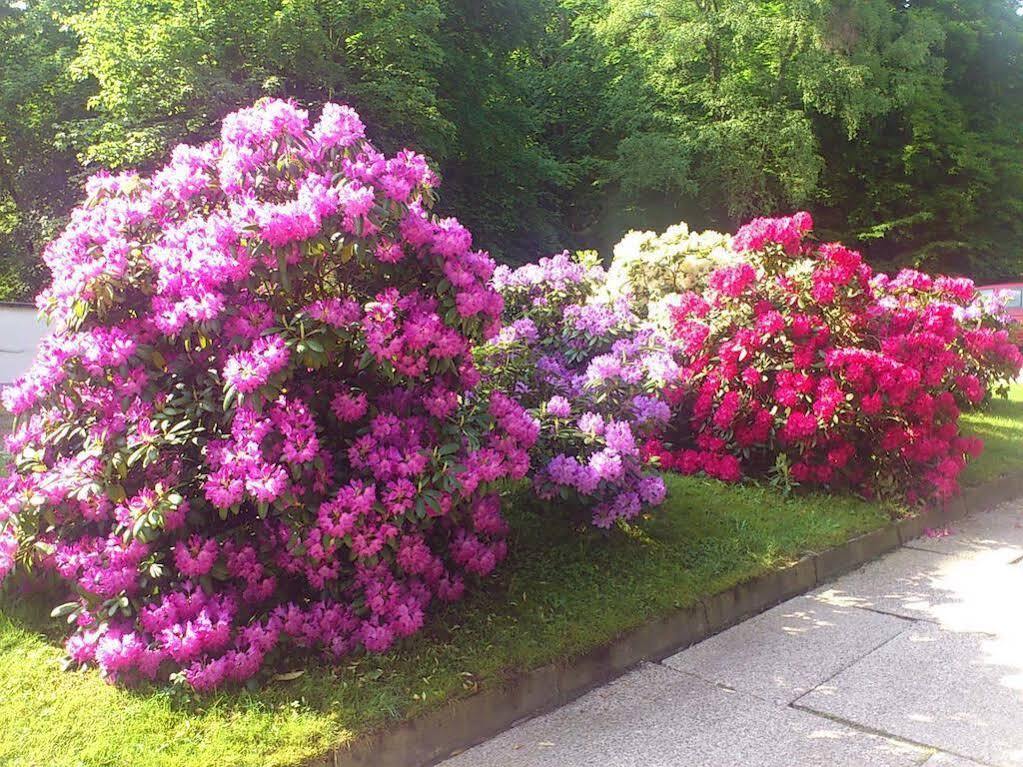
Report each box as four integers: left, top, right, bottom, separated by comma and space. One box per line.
324, 471, 1023, 767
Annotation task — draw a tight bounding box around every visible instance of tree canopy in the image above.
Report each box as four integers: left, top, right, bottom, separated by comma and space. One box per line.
1, 0, 1021, 299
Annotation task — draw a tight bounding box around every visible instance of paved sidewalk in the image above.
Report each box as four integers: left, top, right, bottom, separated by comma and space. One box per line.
441, 497, 1023, 767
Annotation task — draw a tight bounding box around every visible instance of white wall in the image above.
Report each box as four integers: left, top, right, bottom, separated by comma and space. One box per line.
0, 304, 49, 385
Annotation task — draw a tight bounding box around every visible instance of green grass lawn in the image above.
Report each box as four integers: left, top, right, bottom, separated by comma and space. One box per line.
2, 383, 1021, 767
959, 382, 1023, 486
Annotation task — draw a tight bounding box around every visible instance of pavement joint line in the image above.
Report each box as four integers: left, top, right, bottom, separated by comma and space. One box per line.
661, 601, 922, 710
843, 607, 1005, 639
654, 660, 781, 708
788, 702, 1003, 767
902, 543, 959, 557
791, 626, 912, 708
905, 538, 1023, 566
841, 603, 929, 624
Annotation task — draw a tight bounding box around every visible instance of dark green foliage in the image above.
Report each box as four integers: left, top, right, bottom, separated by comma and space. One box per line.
1, 0, 1022, 300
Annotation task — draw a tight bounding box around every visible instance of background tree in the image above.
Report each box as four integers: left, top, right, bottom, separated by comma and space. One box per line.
0, 0, 1020, 300
0, 0, 89, 298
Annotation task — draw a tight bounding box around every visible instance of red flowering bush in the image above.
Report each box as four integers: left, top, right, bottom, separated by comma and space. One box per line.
646, 213, 1022, 503
0, 99, 538, 690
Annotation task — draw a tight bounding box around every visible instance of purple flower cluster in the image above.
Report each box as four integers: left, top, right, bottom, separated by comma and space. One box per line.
0, 99, 538, 690
479, 251, 677, 527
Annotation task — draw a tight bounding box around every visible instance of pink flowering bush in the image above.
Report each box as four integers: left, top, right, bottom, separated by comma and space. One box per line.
645, 213, 1022, 503
0, 99, 539, 690
477, 251, 674, 528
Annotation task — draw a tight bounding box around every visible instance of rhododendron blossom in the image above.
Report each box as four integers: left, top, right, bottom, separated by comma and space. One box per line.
646, 213, 1022, 503
606, 223, 735, 319
0, 99, 537, 690
479, 251, 675, 528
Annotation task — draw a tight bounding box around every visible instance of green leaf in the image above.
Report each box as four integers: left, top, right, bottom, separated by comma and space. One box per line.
50, 602, 78, 619
279, 255, 294, 298
223, 384, 238, 411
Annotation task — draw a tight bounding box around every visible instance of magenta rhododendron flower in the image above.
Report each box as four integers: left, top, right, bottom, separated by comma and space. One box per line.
647, 213, 1023, 501
545, 395, 572, 418
0, 99, 537, 690
731, 211, 813, 255
0, 528, 16, 581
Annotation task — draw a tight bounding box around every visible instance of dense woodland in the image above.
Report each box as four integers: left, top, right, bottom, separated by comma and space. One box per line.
1, 0, 1022, 300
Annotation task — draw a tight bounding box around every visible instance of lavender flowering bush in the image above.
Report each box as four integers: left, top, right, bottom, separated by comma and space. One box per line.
0, 99, 540, 690
477, 251, 676, 528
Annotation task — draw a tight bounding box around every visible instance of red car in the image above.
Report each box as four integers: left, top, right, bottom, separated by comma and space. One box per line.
978, 282, 1023, 322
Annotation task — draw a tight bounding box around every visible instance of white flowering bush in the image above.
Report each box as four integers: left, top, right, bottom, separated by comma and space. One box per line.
606, 222, 735, 318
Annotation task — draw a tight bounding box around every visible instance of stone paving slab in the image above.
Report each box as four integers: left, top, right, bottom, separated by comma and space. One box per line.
907, 499, 1023, 563
442, 662, 927, 767
922, 754, 989, 767
796, 624, 1023, 767
663, 595, 910, 704
811, 545, 1023, 637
